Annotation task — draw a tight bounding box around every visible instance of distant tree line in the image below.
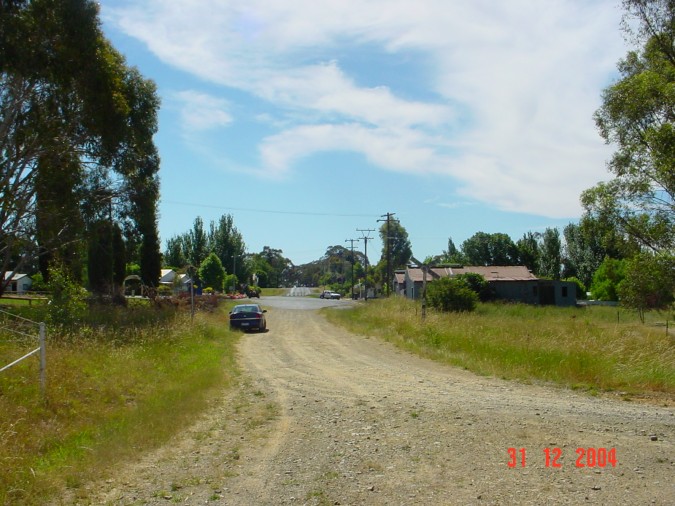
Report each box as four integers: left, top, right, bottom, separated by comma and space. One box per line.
163, 215, 294, 291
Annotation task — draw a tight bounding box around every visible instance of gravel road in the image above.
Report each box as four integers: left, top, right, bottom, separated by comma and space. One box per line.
61, 296, 674, 505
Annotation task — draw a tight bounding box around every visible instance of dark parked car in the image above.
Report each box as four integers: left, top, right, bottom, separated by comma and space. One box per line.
229, 304, 267, 331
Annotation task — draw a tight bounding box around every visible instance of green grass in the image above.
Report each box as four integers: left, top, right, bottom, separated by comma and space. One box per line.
325, 298, 675, 396
0, 304, 240, 505
0, 296, 48, 307
259, 287, 288, 296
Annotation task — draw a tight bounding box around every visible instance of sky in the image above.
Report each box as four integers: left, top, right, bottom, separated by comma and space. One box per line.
98, 0, 627, 266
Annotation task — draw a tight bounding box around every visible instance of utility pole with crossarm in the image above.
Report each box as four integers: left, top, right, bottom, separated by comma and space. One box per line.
357, 228, 375, 300
378, 213, 396, 297
345, 238, 360, 300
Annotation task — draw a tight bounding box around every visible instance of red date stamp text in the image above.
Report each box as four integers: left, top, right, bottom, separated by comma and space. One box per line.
507, 447, 617, 468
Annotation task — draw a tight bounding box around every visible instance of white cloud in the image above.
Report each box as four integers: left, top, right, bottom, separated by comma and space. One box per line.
258, 123, 441, 178
172, 90, 233, 133
103, 0, 626, 218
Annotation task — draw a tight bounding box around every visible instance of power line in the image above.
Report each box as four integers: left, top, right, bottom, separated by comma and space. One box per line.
163, 200, 378, 218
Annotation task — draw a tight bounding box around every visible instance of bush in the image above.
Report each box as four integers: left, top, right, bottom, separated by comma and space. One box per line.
198, 253, 225, 291
590, 257, 626, 301
157, 284, 173, 296
619, 253, 675, 322
456, 272, 493, 301
426, 277, 478, 312
47, 265, 88, 327
223, 274, 238, 293
564, 277, 587, 300
27, 272, 48, 292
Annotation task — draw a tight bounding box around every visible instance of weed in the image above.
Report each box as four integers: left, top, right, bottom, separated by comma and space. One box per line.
305, 489, 332, 505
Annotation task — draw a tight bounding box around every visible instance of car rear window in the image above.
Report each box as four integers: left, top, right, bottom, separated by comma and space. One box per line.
233, 305, 259, 313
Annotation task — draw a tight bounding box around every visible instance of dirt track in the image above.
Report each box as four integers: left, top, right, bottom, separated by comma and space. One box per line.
62, 296, 674, 505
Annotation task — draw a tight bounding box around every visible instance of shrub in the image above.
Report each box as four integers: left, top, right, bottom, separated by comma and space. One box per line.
456, 272, 493, 301
223, 274, 238, 293
157, 284, 173, 296
28, 272, 48, 292
47, 265, 88, 327
590, 257, 626, 301
564, 277, 587, 300
198, 253, 225, 291
426, 277, 478, 312
619, 253, 675, 322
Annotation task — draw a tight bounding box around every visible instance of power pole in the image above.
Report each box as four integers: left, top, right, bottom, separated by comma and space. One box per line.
345, 238, 359, 300
357, 228, 375, 301
378, 213, 396, 297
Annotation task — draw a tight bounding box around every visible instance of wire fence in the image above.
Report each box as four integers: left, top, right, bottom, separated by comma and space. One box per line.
0, 308, 46, 397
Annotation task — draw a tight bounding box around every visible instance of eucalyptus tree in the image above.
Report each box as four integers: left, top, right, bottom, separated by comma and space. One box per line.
582, 0, 674, 252
0, 0, 162, 294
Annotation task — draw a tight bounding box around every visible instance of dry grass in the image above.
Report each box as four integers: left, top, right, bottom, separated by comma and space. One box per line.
0, 304, 240, 505
326, 297, 674, 395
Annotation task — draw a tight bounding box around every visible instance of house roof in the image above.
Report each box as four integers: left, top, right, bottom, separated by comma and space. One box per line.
161, 269, 174, 277
405, 267, 451, 282
452, 265, 538, 281
3, 272, 30, 281
406, 266, 537, 283
394, 272, 406, 284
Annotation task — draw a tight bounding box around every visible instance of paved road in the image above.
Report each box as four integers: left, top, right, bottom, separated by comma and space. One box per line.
287, 286, 311, 297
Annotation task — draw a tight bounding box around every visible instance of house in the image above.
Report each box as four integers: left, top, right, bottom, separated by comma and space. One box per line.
177, 273, 194, 292
159, 269, 177, 285
158, 269, 195, 293
402, 265, 576, 307
3, 272, 32, 294
393, 270, 406, 295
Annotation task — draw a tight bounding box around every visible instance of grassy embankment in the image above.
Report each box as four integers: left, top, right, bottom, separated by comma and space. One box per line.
258, 287, 288, 296
0, 300, 242, 505
325, 297, 674, 398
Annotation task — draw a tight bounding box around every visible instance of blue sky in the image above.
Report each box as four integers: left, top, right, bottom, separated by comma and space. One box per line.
99, 0, 626, 266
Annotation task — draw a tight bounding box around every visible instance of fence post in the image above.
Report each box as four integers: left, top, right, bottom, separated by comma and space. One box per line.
39, 322, 46, 398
